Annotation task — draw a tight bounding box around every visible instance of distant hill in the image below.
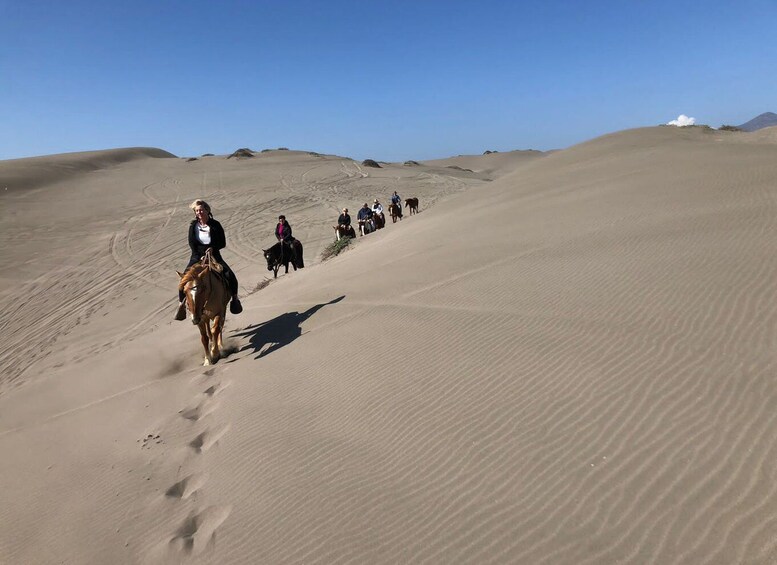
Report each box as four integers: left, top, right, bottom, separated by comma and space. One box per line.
736, 112, 777, 132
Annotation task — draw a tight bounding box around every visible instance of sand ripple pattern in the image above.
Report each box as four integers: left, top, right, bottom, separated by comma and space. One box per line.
211, 135, 777, 564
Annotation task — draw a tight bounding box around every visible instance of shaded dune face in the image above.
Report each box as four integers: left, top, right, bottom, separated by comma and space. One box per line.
1, 127, 776, 564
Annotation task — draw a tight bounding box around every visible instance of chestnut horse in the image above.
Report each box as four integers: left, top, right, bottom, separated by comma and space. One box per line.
405, 197, 419, 215
388, 203, 402, 223
178, 249, 230, 365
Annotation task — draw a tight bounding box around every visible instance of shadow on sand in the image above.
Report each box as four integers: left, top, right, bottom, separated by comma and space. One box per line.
232, 295, 345, 359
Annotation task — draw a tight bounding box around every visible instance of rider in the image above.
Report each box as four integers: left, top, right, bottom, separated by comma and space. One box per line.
372, 198, 385, 228
275, 214, 297, 265
337, 208, 352, 234
176, 199, 242, 320
390, 190, 403, 218
356, 202, 373, 235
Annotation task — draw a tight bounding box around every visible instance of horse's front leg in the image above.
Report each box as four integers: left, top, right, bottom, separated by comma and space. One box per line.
199, 323, 213, 365
284, 262, 289, 274
209, 317, 223, 363
273, 265, 279, 278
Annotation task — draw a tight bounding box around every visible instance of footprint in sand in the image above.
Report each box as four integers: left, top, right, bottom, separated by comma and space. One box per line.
165, 472, 209, 500
203, 381, 229, 397
179, 398, 219, 421
189, 424, 230, 453
170, 505, 232, 555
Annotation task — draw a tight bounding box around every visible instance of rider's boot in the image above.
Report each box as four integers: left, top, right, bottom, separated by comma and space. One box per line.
174, 301, 186, 321
230, 296, 243, 315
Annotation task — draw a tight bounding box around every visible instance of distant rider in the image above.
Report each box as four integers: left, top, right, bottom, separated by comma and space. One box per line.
275, 214, 297, 265
357, 203, 373, 235
391, 191, 402, 218
337, 208, 352, 236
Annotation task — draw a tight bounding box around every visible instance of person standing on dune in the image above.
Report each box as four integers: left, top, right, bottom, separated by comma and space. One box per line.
175, 199, 242, 320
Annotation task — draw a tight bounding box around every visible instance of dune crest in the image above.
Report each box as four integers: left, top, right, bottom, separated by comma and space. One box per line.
0, 147, 177, 191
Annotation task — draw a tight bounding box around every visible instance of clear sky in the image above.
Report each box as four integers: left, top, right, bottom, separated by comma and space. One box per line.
2, 0, 776, 161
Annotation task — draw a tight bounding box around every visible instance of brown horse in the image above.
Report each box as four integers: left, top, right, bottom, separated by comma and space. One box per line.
405, 197, 419, 215
177, 250, 231, 365
373, 212, 386, 229
333, 224, 356, 241
388, 203, 402, 223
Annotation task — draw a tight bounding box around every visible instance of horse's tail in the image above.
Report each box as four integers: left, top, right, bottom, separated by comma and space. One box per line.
294, 240, 304, 268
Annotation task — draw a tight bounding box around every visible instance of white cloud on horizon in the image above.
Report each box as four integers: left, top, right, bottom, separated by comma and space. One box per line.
667, 114, 696, 127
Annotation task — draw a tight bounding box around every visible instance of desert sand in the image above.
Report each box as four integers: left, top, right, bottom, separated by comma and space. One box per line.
1, 126, 776, 564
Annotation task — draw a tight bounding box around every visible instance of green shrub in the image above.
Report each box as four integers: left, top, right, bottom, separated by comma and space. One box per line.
321, 237, 353, 261
719, 125, 742, 132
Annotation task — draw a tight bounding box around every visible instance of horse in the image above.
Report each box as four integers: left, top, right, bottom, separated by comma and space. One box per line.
263, 240, 304, 278
358, 217, 375, 236
373, 211, 386, 230
333, 224, 356, 241
388, 202, 402, 223
405, 197, 419, 215
177, 249, 230, 366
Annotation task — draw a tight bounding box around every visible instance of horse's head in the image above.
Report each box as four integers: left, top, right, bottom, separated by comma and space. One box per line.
180, 265, 212, 324
262, 248, 275, 271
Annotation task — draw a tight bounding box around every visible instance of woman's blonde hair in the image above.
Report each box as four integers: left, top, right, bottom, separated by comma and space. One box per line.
190, 199, 212, 217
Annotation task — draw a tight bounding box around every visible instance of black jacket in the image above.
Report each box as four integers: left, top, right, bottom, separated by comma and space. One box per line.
338, 213, 351, 227
188, 218, 226, 263
275, 222, 293, 241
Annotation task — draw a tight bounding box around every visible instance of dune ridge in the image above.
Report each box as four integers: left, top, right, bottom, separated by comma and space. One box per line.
0, 147, 177, 192
1, 126, 776, 564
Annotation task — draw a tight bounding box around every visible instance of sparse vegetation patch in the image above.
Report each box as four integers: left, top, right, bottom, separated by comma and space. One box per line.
321, 237, 353, 260
227, 148, 254, 159
362, 159, 381, 168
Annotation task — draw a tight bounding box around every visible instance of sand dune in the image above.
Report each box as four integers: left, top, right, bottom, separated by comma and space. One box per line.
1, 126, 775, 564
0, 147, 177, 192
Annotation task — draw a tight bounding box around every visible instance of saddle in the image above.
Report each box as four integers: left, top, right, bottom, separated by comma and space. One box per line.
200, 250, 229, 286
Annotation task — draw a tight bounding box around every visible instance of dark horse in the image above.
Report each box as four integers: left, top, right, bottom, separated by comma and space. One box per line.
263, 240, 304, 278
405, 197, 419, 215
388, 202, 402, 223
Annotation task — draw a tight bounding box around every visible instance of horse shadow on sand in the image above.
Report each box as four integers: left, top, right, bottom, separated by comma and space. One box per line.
232, 295, 345, 359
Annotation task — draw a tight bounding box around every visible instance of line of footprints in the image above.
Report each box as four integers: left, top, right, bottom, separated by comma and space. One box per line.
141, 367, 233, 559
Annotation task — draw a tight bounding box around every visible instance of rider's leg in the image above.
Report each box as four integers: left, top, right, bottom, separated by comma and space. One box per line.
223, 265, 242, 314
175, 259, 198, 321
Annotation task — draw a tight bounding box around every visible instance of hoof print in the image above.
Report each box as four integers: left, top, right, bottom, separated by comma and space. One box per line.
165, 472, 209, 500
170, 505, 231, 555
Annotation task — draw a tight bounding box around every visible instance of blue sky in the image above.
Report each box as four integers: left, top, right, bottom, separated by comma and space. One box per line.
2, 0, 776, 161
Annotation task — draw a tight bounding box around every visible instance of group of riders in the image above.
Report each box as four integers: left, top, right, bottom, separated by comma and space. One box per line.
176, 190, 404, 321
175, 199, 299, 321
336, 191, 403, 238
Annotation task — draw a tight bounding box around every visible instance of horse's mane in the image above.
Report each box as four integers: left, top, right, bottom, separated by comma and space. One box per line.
179, 263, 206, 291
